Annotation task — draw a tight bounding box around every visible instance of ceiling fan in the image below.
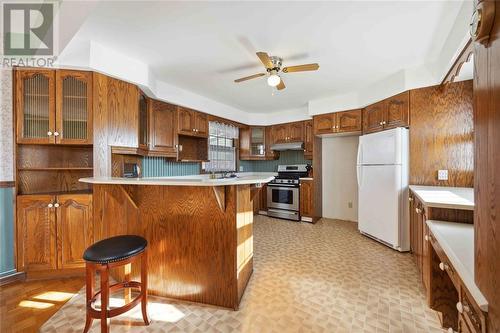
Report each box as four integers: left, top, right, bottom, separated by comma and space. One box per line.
234, 52, 319, 90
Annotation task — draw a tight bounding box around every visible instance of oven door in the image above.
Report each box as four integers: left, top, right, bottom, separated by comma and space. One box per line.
267, 184, 299, 211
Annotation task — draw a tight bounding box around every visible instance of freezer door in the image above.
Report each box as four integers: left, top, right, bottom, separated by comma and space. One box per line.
358, 165, 401, 248
358, 127, 403, 165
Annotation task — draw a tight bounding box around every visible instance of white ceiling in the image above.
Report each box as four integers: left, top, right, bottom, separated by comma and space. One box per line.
65, 1, 468, 114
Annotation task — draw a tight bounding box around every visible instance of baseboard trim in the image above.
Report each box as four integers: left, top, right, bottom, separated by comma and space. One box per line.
0, 271, 26, 286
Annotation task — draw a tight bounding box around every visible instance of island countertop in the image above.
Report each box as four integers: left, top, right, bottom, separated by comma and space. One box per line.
80, 172, 276, 186
409, 185, 474, 210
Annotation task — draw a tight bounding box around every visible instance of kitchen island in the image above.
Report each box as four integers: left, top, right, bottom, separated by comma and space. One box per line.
80, 173, 275, 309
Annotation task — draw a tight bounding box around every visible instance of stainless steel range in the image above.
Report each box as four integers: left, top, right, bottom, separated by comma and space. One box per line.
267, 164, 309, 221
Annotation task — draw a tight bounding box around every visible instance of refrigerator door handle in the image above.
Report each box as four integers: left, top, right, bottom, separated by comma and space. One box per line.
357, 165, 362, 188
357, 140, 362, 166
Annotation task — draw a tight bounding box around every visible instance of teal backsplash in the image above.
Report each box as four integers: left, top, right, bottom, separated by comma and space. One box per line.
142, 157, 200, 177
239, 150, 311, 172
0, 187, 15, 277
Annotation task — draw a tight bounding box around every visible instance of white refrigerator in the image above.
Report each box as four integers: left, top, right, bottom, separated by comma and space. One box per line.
357, 127, 409, 252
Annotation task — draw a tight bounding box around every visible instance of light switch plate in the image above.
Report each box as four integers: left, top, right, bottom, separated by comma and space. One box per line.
438, 169, 448, 181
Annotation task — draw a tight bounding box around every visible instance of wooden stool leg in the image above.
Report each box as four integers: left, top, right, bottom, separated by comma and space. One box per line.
124, 263, 131, 303
100, 266, 110, 333
83, 263, 94, 333
141, 250, 150, 325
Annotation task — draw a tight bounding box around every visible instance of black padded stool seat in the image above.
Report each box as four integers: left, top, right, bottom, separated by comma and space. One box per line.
83, 235, 147, 264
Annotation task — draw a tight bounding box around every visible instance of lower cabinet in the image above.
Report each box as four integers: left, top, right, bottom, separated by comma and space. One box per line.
17, 193, 93, 275
300, 179, 314, 219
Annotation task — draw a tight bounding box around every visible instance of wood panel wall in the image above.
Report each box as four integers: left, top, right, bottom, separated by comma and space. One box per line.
409, 80, 474, 187
473, 2, 500, 332
93, 73, 139, 177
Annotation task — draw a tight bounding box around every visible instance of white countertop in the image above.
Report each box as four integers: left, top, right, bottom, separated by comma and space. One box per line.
80, 172, 275, 187
426, 220, 487, 312
409, 185, 474, 210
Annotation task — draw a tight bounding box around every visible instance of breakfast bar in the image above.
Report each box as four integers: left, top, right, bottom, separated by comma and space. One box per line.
80, 174, 274, 309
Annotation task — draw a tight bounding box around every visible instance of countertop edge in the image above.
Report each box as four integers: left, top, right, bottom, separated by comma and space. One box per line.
426, 220, 488, 312
409, 185, 474, 211
79, 176, 275, 187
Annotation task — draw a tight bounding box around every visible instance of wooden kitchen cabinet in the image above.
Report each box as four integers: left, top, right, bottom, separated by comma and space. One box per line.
363, 100, 386, 134
177, 107, 208, 137
272, 122, 304, 143
300, 179, 314, 219
16, 195, 57, 272
56, 194, 93, 269
17, 193, 93, 275
288, 121, 304, 142
265, 126, 278, 159
272, 124, 289, 143
313, 113, 336, 135
363, 91, 409, 134
16, 68, 93, 145
337, 109, 362, 133
304, 120, 314, 159
148, 99, 178, 157
385, 91, 409, 129
55, 70, 93, 145
138, 92, 149, 150
313, 109, 362, 135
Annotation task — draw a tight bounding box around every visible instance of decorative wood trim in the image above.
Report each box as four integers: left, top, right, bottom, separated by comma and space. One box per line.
0, 271, 25, 286
441, 39, 473, 85
0, 181, 15, 188
212, 186, 227, 212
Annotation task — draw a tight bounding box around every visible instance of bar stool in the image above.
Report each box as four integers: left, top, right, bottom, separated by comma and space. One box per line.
82, 235, 150, 333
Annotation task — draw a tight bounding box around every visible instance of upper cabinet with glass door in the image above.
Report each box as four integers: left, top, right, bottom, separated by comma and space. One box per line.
16, 68, 93, 145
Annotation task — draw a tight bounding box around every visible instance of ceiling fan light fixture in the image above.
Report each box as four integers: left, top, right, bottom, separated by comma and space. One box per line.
267, 74, 281, 87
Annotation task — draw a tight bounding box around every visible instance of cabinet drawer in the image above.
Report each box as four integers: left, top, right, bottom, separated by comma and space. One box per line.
458, 285, 487, 333
428, 232, 460, 290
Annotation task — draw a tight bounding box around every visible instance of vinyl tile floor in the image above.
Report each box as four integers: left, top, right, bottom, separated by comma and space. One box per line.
40, 217, 444, 333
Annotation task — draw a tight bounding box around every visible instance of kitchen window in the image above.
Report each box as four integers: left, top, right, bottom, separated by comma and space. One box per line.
205, 122, 238, 172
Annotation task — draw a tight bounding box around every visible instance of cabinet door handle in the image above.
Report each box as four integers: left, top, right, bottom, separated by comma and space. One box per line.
415, 207, 422, 214
54, 131, 60, 137
47, 203, 53, 208
456, 302, 463, 314
409, 197, 413, 202
54, 203, 60, 208
47, 131, 53, 136
382, 121, 386, 125
439, 262, 449, 271
425, 235, 429, 241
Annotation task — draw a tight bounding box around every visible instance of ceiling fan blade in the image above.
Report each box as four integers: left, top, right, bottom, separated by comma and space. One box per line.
282, 63, 319, 73
256, 52, 273, 69
234, 73, 266, 83
277, 79, 285, 90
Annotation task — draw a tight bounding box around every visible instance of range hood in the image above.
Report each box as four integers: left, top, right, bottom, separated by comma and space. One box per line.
270, 142, 304, 151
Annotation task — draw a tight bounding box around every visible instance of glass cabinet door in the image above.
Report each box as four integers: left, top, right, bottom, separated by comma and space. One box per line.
15, 69, 55, 144
250, 127, 265, 156
56, 70, 93, 144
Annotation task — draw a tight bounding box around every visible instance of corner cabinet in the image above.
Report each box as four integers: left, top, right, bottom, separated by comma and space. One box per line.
17, 194, 93, 275
363, 91, 409, 134
16, 68, 93, 145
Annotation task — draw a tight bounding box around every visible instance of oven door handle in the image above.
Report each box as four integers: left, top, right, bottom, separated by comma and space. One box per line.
268, 184, 298, 188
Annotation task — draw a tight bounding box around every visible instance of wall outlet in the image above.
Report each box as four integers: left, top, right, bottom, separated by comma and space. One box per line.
348, 202, 353, 208
438, 169, 448, 181
239, 166, 244, 172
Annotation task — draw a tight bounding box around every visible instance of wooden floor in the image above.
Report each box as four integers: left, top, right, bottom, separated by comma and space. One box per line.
0, 276, 85, 333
